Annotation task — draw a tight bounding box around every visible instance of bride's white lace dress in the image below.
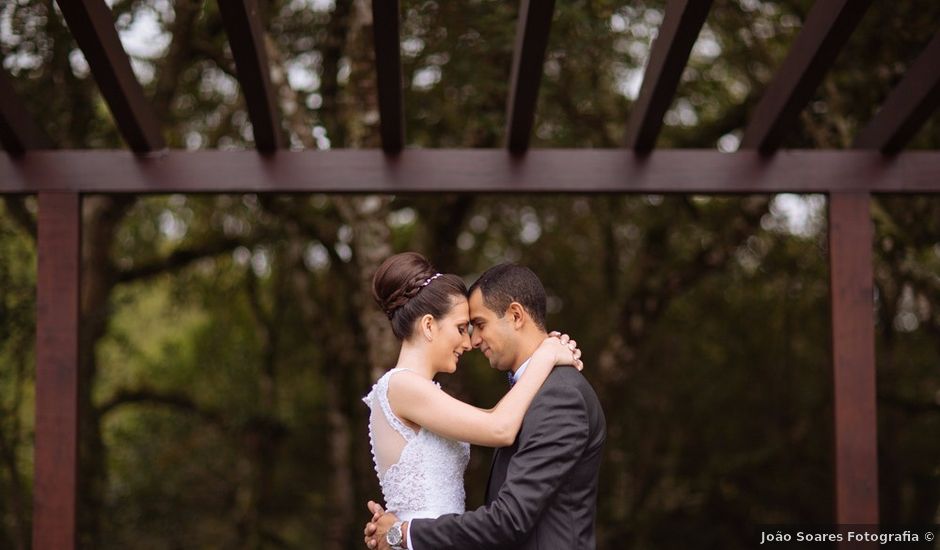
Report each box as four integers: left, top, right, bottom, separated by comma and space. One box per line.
362, 367, 471, 522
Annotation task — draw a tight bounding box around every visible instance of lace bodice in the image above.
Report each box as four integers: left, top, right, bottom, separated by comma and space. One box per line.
362, 368, 470, 521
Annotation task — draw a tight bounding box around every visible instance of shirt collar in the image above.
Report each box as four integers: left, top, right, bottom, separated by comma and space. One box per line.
511, 357, 532, 384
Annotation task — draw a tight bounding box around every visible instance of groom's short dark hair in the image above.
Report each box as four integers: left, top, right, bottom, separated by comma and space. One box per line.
468, 263, 547, 331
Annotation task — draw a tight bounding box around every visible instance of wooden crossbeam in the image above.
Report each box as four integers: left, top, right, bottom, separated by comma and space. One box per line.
624, 0, 713, 151
741, 0, 872, 153
372, 0, 404, 154
54, 0, 165, 152
505, 0, 556, 154
854, 32, 940, 154
33, 192, 81, 550
1, 149, 939, 194
217, 0, 284, 152
0, 68, 52, 154
828, 192, 879, 531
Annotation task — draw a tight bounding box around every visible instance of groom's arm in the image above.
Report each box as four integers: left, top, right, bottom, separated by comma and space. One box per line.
409, 379, 589, 549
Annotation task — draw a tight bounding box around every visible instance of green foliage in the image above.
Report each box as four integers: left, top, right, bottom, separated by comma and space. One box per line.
0, 199, 36, 550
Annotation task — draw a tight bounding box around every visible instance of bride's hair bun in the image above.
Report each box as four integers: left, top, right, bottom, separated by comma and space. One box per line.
373, 252, 435, 317
372, 252, 467, 340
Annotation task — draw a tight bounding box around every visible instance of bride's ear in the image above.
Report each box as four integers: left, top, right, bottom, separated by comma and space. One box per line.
420, 314, 434, 342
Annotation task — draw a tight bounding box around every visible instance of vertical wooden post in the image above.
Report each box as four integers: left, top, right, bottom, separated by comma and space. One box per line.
828, 192, 879, 530
33, 192, 80, 550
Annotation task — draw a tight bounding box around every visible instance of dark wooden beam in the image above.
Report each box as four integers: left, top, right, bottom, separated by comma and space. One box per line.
1, 149, 940, 194
828, 192, 879, 530
372, 0, 404, 154
624, 0, 713, 151
217, 0, 284, 152
741, 0, 872, 153
0, 68, 52, 154
33, 192, 81, 550
854, 32, 940, 154
55, 0, 165, 152
505, 0, 556, 154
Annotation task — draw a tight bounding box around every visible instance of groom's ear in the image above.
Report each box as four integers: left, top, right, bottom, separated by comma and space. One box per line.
507, 302, 526, 329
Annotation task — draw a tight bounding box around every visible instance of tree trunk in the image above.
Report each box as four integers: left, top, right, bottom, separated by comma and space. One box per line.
267, 1, 396, 540
78, 196, 135, 548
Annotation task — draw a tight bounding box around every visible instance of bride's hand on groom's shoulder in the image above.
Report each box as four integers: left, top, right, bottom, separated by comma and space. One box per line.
541, 331, 584, 371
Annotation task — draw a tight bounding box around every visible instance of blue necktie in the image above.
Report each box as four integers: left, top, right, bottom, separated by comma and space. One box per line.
508, 372, 516, 387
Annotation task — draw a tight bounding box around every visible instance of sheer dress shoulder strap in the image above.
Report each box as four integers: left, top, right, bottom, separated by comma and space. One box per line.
376, 368, 419, 441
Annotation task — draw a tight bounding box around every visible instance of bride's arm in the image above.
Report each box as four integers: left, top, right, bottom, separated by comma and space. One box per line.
389, 336, 579, 447
473, 332, 581, 414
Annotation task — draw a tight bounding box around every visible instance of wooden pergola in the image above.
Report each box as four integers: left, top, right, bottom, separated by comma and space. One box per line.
1, 1, 939, 548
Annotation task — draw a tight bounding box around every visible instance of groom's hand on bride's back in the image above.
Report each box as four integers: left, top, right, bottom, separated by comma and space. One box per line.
363, 501, 381, 548
363, 500, 399, 550
367, 500, 384, 523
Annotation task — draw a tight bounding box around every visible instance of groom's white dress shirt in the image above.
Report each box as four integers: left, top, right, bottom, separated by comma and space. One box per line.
405, 357, 531, 549
511, 358, 531, 384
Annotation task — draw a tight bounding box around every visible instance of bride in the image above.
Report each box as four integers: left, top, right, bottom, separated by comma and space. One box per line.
362, 252, 581, 530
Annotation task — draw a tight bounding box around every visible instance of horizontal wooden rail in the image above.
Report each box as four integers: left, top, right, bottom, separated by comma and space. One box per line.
1, 150, 939, 194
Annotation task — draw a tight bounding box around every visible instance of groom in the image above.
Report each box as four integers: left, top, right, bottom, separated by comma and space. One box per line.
363, 263, 607, 549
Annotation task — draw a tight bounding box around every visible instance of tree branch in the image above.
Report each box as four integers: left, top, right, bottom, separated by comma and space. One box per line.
98, 388, 223, 426
619, 197, 770, 347
878, 392, 940, 415
258, 196, 350, 272
118, 233, 271, 284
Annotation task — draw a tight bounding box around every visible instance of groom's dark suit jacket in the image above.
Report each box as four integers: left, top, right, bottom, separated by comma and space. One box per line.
410, 366, 606, 549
